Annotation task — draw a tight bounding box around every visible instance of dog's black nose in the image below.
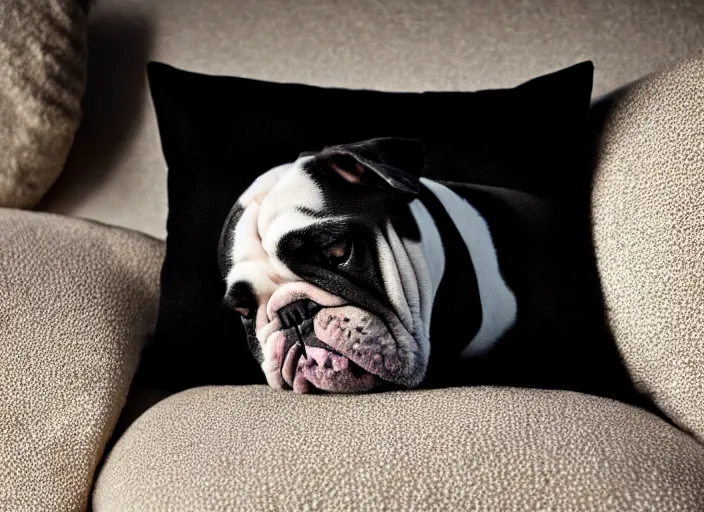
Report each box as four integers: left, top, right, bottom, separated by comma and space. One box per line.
277, 299, 323, 329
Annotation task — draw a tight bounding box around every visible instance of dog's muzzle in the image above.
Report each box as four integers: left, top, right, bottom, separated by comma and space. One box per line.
260, 281, 421, 393
270, 298, 382, 393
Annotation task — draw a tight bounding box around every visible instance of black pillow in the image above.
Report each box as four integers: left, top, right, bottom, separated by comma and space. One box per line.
140, 61, 628, 397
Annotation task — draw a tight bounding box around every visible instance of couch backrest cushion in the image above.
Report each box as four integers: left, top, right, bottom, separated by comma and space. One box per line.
591, 53, 704, 441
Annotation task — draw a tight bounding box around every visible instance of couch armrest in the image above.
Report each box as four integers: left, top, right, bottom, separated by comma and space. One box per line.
591, 52, 704, 442
0, 209, 163, 511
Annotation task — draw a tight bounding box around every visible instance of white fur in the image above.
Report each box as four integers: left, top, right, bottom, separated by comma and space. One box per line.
238, 163, 292, 207
407, 200, 445, 338
374, 230, 414, 332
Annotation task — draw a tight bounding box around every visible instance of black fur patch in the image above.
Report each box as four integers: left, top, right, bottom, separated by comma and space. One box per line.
217, 202, 245, 278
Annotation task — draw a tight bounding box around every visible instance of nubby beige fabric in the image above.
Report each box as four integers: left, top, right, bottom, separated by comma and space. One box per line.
0, 209, 164, 511
0, 0, 88, 208
591, 54, 704, 442
94, 386, 704, 511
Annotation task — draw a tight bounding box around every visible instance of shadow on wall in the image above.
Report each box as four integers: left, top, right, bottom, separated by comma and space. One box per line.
38, 10, 155, 211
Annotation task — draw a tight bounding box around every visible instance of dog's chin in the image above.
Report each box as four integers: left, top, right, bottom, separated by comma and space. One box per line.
264, 304, 422, 394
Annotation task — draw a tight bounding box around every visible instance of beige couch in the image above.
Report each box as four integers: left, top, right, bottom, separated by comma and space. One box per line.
2, 1, 704, 510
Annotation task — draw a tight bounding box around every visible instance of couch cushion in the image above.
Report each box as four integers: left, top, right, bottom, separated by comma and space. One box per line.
94, 386, 704, 511
591, 53, 704, 442
0, 0, 88, 208
0, 209, 163, 511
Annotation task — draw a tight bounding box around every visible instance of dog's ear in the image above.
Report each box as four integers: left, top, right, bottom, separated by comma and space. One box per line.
313, 137, 425, 200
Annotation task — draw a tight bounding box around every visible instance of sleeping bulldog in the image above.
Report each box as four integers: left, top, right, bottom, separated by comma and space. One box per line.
217, 137, 628, 397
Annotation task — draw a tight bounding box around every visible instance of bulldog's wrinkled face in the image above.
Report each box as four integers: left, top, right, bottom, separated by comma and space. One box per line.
218, 138, 438, 393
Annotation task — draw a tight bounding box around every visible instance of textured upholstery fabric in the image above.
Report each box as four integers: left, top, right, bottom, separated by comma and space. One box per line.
0, 209, 164, 511
39, 0, 704, 238
95, 386, 704, 511
591, 54, 704, 442
0, 0, 88, 208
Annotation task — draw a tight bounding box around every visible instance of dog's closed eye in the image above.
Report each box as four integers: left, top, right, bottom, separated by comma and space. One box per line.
278, 230, 354, 268
321, 237, 349, 263
320, 237, 351, 266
